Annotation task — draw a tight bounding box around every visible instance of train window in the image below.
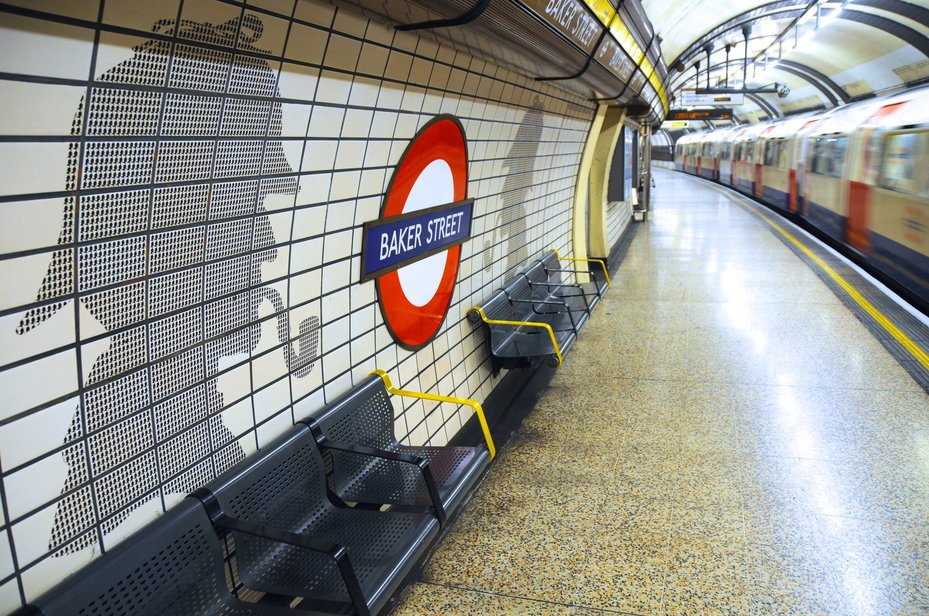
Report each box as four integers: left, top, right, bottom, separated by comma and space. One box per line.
734, 143, 742, 160
719, 143, 732, 159
702, 142, 715, 157
763, 140, 785, 168
810, 137, 847, 178
878, 132, 920, 195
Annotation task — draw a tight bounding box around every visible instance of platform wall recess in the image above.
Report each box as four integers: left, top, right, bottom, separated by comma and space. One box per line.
0, 0, 594, 609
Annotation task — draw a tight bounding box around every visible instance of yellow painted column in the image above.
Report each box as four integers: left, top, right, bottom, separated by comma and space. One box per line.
572, 105, 607, 279
588, 106, 626, 258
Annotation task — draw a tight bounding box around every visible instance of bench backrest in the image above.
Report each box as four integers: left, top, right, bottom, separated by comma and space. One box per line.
204, 426, 333, 592
524, 262, 549, 288
503, 276, 534, 303
207, 425, 328, 527
539, 251, 564, 284
310, 374, 397, 448
29, 498, 231, 616
477, 289, 522, 323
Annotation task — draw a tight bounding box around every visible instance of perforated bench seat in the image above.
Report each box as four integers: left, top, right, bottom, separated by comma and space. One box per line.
196, 425, 439, 616
538, 250, 609, 313
469, 282, 579, 368
13, 497, 312, 616
470, 249, 610, 368
304, 372, 493, 525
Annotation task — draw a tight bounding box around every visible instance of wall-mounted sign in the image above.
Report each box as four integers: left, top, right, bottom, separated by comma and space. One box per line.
596, 38, 634, 80
680, 89, 745, 106
362, 200, 473, 281
521, 0, 602, 53
667, 108, 733, 121
363, 115, 472, 351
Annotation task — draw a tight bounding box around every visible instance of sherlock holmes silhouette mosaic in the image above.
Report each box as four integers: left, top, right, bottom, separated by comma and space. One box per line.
16, 15, 320, 553
485, 103, 544, 275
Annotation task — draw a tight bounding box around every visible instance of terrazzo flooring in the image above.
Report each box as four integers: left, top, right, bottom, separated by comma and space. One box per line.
393, 168, 929, 615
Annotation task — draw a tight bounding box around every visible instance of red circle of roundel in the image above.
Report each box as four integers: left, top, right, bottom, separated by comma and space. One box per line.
377, 116, 468, 350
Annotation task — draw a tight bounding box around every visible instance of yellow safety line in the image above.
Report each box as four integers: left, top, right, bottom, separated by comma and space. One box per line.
716, 188, 929, 372
468, 306, 564, 368
552, 249, 612, 287
372, 369, 496, 459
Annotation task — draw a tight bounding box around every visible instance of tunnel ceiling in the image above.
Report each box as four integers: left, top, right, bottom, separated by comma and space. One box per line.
642, 0, 929, 125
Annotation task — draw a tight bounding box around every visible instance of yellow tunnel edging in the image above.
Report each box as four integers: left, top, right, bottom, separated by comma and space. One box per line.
372, 369, 496, 459
716, 187, 929, 372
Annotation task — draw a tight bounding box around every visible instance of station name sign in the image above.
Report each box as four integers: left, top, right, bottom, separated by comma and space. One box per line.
596, 38, 634, 80
521, 0, 603, 53
667, 109, 733, 121
361, 199, 474, 282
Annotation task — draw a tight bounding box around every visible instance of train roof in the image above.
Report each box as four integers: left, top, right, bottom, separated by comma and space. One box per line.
863, 85, 929, 130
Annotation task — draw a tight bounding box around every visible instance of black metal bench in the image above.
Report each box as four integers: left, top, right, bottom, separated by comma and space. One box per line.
469, 250, 610, 368
13, 496, 318, 616
533, 249, 609, 313
301, 371, 495, 527
194, 424, 439, 616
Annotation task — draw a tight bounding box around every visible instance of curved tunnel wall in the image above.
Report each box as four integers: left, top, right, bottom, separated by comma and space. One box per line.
0, 0, 610, 608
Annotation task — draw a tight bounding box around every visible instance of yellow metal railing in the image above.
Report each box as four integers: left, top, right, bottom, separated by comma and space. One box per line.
552, 249, 611, 287
468, 306, 564, 368
372, 369, 496, 459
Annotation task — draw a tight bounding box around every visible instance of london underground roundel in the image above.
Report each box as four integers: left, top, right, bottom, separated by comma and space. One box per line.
361, 116, 473, 350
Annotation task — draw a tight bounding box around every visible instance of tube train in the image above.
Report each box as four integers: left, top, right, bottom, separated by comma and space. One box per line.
675, 85, 929, 307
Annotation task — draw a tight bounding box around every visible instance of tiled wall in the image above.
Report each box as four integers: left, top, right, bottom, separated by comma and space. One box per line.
0, 0, 594, 608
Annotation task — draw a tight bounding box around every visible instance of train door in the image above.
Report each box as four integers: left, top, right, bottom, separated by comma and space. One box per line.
796, 137, 811, 217
846, 127, 875, 252
753, 139, 764, 198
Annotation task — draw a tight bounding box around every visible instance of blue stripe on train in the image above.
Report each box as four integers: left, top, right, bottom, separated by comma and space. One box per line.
868, 233, 929, 306
762, 185, 789, 211
736, 177, 753, 193
685, 165, 697, 174
700, 168, 715, 179
805, 200, 845, 243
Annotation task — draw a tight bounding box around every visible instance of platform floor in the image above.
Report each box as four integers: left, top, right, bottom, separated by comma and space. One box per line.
393, 168, 929, 615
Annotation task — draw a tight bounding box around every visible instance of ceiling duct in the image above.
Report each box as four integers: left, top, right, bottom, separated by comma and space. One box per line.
343, 0, 671, 124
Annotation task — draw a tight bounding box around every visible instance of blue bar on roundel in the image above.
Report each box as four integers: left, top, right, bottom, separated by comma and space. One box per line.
361, 199, 474, 282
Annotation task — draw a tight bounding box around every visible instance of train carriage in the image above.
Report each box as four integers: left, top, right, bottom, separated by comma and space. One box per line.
758, 115, 815, 212
716, 127, 738, 187
800, 108, 862, 242
673, 84, 929, 308
853, 94, 929, 296
675, 133, 700, 173
731, 123, 769, 195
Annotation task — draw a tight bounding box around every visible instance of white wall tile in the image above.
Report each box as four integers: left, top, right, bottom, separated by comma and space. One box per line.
0, 580, 21, 615
255, 409, 292, 448
0, 15, 94, 80
284, 23, 329, 65
315, 70, 353, 105
0, 396, 77, 470
278, 62, 321, 102
0, 350, 77, 422
252, 377, 290, 422
0, 143, 71, 197
0, 82, 84, 137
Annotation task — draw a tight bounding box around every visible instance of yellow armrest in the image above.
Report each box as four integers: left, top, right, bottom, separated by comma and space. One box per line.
551, 249, 611, 287
468, 306, 563, 367
372, 369, 496, 460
